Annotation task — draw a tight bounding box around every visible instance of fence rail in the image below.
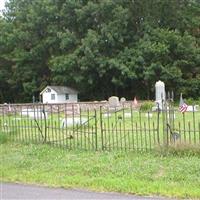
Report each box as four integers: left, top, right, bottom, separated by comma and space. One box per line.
0, 102, 200, 151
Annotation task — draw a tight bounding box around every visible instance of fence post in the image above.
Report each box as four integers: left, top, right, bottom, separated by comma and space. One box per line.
156, 102, 160, 145
161, 96, 168, 147
100, 106, 104, 150
42, 103, 47, 143
94, 109, 98, 151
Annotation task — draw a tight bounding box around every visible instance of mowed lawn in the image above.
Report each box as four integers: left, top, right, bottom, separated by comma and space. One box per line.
0, 142, 200, 199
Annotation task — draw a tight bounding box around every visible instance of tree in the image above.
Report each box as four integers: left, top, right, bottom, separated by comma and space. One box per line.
0, 0, 200, 102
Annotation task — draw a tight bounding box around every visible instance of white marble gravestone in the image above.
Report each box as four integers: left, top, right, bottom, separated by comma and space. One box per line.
155, 80, 166, 109
108, 96, 120, 107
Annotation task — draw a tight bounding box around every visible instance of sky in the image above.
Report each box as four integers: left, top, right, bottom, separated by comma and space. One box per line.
0, 0, 6, 11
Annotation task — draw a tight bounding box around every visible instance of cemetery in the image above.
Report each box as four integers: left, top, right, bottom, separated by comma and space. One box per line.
1, 1, 200, 198
0, 81, 200, 151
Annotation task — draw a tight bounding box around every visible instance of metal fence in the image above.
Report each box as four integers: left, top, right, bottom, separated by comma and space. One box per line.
0, 101, 200, 151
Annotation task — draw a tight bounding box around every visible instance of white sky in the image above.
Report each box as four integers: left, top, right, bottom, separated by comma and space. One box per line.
0, 0, 6, 11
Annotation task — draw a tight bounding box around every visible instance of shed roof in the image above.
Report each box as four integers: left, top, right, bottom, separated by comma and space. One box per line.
40, 86, 78, 95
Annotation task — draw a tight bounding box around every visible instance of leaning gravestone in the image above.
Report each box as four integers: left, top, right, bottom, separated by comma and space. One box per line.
155, 80, 166, 110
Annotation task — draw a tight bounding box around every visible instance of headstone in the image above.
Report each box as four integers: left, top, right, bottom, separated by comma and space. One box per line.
100, 100, 107, 103
21, 108, 48, 119
103, 113, 112, 117
152, 106, 157, 112
120, 97, 126, 103
61, 117, 87, 128
108, 96, 120, 107
155, 80, 166, 110
124, 113, 131, 118
145, 113, 153, 118
171, 131, 181, 142
186, 105, 199, 112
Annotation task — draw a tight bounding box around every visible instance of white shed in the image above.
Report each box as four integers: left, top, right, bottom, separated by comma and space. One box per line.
40, 86, 78, 104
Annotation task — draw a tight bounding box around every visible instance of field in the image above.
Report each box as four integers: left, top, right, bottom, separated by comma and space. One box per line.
0, 104, 200, 151
0, 142, 200, 199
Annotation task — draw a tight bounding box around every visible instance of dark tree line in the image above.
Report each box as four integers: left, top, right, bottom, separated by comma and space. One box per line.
0, 0, 200, 103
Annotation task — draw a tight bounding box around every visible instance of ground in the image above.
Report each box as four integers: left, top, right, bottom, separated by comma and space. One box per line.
0, 142, 200, 199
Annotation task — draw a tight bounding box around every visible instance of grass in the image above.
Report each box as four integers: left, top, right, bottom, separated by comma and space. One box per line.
0, 142, 200, 199
0, 132, 8, 144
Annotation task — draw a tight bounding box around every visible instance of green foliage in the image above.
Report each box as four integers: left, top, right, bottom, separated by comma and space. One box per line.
186, 98, 200, 105
139, 101, 154, 111
0, 0, 200, 102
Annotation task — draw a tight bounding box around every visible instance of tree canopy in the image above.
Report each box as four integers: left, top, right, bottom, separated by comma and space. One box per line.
0, 0, 200, 103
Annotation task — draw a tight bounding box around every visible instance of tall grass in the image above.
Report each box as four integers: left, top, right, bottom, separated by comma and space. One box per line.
156, 143, 200, 157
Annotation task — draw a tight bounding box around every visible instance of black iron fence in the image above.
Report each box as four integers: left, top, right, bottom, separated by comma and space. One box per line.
0, 102, 199, 151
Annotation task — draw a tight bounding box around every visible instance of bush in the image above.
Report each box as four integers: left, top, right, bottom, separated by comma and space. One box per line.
186, 98, 200, 105
140, 101, 154, 111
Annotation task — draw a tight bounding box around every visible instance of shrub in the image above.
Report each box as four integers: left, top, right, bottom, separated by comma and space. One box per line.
140, 101, 154, 111
186, 98, 200, 105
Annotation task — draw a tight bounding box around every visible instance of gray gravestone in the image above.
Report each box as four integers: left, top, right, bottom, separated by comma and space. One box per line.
108, 96, 120, 107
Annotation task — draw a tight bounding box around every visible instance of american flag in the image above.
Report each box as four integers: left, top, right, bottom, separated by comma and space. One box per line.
179, 93, 188, 113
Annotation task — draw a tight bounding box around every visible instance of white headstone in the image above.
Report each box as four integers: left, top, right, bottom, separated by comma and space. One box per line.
61, 117, 87, 128
120, 97, 126, 103
103, 113, 112, 118
124, 113, 131, 118
21, 108, 48, 119
155, 80, 166, 109
108, 96, 120, 107
145, 113, 153, 118
186, 105, 199, 112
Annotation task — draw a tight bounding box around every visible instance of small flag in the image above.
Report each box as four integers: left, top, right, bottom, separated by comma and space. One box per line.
179, 93, 188, 113
133, 96, 138, 106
